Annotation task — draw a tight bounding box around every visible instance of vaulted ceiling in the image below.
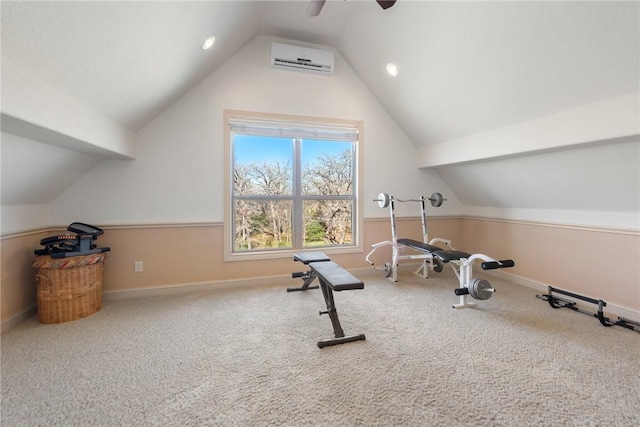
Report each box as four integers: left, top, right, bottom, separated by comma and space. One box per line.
3, 0, 638, 146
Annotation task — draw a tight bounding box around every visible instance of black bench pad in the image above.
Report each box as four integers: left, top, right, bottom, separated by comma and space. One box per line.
309, 261, 364, 291
293, 251, 331, 264
433, 250, 472, 263
397, 239, 443, 253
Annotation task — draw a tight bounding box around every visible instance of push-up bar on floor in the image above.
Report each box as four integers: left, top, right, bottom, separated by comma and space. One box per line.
536, 286, 639, 333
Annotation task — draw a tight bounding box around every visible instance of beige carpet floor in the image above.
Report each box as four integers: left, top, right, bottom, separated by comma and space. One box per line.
1, 266, 639, 426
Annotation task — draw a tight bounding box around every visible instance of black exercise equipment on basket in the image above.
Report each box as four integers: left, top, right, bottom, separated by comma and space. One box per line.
34, 222, 111, 259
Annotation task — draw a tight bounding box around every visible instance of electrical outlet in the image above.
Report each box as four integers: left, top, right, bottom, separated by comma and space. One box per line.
134, 261, 143, 273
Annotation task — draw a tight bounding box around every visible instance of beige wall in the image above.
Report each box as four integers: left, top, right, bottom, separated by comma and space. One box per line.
0, 218, 459, 326
1, 231, 48, 328
460, 218, 640, 312
2, 217, 637, 329
86, 217, 462, 292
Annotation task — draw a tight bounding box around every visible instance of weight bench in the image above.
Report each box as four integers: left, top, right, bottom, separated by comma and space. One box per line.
397, 238, 445, 272
365, 192, 516, 308
366, 193, 451, 282
288, 251, 331, 292
308, 261, 366, 348
397, 239, 443, 254
289, 252, 366, 347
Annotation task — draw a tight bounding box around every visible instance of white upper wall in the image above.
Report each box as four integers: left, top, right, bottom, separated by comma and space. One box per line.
1, 132, 102, 205
46, 36, 459, 228
0, 132, 103, 234
436, 137, 640, 229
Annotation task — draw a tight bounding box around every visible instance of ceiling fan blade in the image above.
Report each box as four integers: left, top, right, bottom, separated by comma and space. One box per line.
306, 0, 326, 17
376, 0, 397, 10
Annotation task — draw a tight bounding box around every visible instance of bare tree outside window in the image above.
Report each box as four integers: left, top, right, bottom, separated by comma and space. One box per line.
232, 134, 356, 252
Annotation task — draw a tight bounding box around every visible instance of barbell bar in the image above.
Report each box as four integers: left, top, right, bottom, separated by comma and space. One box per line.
373, 192, 447, 208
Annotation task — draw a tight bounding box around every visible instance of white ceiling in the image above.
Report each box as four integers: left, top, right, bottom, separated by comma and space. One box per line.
1, 0, 638, 147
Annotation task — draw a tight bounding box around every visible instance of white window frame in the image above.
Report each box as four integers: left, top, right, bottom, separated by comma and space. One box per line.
223, 109, 364, 261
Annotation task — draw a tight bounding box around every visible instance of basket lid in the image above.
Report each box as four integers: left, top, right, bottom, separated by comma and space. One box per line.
33, 252, 107, 269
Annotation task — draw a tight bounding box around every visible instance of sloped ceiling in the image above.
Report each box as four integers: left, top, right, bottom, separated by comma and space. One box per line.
1, 1, 639, 220
340, 1, 639, 146
3, 1, 637, 141
1, 132, 101, 205
0, 0, 353, 131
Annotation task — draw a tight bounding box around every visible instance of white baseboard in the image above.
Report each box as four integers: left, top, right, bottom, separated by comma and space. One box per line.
103, 274, 291, 301
6, 268, 638, 331
1, 305, 37, 333
364, 263, 640, 322
3, 277, 292, 333
484, 269, 640, 323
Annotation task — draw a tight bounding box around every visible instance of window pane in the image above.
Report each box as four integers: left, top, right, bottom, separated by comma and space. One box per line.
304, 199, 353, 247
302, 139, 353, 196
234, 199, 292, 251
227, 111, 359, 255
233, 135, 293, 196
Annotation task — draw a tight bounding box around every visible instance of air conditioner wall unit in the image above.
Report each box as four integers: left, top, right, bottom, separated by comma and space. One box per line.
271, 42, 335, 75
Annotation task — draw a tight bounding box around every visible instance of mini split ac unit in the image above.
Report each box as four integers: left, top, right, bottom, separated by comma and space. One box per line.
271, 42, 335, 75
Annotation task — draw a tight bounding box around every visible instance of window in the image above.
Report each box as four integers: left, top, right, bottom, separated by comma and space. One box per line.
224, 110, 362, 258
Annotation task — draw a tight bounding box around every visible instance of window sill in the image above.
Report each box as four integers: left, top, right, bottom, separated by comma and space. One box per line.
224, 244, 363, 262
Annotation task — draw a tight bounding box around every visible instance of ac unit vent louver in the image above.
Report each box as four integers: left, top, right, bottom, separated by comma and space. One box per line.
271, 42, 335, 75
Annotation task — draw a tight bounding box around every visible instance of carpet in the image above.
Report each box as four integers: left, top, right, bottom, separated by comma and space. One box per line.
2, 267, 639, 426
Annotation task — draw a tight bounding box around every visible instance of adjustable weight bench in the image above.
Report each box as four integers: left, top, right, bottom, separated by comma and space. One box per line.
309, 261, 366, 348
289, 252, 366, 348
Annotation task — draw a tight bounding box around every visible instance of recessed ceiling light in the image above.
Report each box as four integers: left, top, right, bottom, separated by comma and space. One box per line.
386, 62, 398, 77
202, 36, 216, 50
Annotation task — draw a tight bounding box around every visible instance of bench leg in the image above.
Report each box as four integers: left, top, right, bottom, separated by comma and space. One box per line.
317, 280, 365, 348
318, 334, 367, 348
451, 259, 476, 309
287, 270, 320, 292
452, 294, 476, 309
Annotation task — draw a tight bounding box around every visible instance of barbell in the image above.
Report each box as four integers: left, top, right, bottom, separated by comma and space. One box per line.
374, 192, 447, 208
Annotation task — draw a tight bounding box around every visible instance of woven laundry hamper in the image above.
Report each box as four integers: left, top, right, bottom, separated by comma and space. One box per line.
32, 253, 107, 324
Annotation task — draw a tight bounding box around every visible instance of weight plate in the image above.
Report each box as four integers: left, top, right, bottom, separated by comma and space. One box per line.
430, 192, 443, 208
378, 192, 390, 208
383, 262, 392, 278
433, 258, 444, 273
469, 278, 493, 300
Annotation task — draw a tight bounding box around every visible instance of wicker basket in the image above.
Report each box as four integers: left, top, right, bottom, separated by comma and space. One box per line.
33, 253, 107, 324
